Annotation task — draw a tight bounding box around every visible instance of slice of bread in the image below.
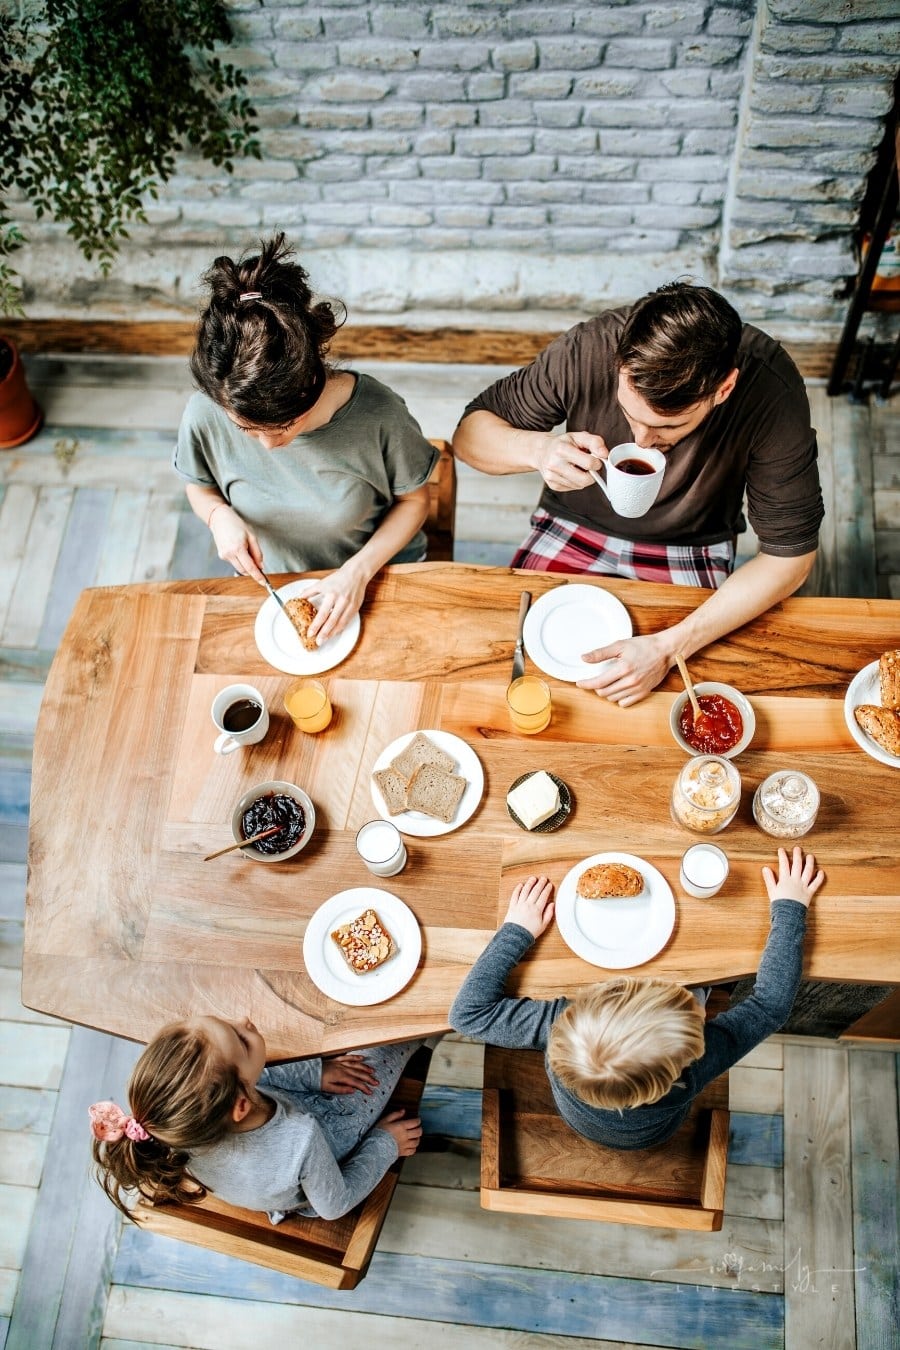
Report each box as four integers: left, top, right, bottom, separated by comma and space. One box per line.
404, 763, 467, 824
373, 767, 409, 816
284, 597, 319, 652
390, 731, 455, 780
576, 862, 644, 899
854, 704, 900, 757
330, 909, 395, 974
879, 649, 900, 709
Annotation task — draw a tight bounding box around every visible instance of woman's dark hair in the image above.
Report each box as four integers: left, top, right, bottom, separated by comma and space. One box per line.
190, 233, 346, 427
91, 1021, 241, 1217
615, 282, 742, 414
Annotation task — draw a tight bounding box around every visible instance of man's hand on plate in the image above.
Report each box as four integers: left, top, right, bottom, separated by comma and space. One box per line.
533, 430, 608, 493
577, 633, 673, 706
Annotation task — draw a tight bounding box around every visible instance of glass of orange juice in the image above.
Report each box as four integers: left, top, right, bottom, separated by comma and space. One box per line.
284, 678, 333, 734
506, 675, 551, 734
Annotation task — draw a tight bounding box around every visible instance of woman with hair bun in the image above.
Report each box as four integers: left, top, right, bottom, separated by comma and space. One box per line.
174, 234, 437, 645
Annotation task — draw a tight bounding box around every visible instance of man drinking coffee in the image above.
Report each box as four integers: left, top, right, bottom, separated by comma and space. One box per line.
452, 282, 823, 705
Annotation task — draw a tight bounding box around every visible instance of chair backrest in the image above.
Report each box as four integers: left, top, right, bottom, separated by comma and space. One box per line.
134, 1045, 432, 1289
424, 439, 456, 562
481, 1045, 729, 1231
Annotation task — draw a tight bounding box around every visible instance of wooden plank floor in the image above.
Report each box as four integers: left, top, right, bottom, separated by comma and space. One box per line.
1, 358, 898, 1350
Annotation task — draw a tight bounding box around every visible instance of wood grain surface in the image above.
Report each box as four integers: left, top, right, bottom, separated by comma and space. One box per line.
22, 565, 900, 1056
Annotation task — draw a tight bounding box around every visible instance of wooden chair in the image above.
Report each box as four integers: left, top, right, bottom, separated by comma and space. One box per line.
480, 1045, 729, 1231
424, 439, 456, 562
134, 1045, 432, 1289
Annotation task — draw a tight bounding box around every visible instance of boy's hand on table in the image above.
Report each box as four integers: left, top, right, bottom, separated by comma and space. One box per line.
504, 875, 555, 938
762, 846, 825, 909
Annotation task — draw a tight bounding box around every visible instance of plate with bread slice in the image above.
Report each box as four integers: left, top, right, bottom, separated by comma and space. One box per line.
844, 649, 900, 767
370, 729, 484, 837
555, 851, 675, 969
302, 887, 422, 1006
523, 583, 632, 682
255, 580, 361, 675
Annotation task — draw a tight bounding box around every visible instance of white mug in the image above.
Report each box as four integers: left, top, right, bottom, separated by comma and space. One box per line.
356, 820, 407, 877
590, 443, 666, 518
211, 683, 269, 755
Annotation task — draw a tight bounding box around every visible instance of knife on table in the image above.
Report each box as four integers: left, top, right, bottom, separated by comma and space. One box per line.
259, 572, 289, 615
511, 591, 531, 682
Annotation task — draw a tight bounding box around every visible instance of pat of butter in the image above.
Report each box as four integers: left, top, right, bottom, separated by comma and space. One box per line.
507, 771, 560, 830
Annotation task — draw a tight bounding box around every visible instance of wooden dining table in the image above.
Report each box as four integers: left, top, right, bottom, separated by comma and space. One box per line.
23, 564, 900, 1058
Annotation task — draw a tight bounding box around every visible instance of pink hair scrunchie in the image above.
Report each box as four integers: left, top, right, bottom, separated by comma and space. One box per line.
89, 1100, 151, 1143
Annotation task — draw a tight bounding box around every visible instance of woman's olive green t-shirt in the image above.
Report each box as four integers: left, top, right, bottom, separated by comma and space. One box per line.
174, 372, 438, 572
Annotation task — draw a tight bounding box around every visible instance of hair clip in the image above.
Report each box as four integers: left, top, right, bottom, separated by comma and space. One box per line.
89, 1100, 151, 1143
238, 291, 263, 302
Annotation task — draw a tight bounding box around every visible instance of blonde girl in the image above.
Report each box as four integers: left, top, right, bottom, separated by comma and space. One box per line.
90, 1016, 423, 1222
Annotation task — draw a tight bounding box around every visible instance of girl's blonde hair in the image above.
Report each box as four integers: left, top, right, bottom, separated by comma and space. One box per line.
92, 1021, 241, 1217
547, 977, 706, 1110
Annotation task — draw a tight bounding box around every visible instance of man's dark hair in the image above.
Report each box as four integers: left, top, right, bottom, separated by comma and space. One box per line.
615, 282, 742, 414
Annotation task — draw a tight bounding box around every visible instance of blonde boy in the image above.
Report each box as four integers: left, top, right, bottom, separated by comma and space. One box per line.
450, 848, 823, 1149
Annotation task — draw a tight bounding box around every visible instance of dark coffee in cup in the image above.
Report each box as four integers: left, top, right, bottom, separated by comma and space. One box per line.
223, 699, 262, 733
617, 458, 656, 476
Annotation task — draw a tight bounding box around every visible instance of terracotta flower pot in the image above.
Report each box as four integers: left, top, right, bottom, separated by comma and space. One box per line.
0, 336, 43, 449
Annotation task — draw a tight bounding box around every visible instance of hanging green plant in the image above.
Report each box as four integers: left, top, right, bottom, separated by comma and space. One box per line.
0, 0, 260, 315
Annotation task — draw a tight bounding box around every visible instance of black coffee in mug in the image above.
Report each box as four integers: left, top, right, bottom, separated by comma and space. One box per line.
617, 458, 656, 476
223, 699, 263, 733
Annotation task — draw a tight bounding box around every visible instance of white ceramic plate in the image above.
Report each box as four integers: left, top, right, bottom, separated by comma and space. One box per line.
555, 851, 676, 970
844, 660, 900, 768
523, 584, 632, 682
370, 729, 485, 837
255, 580, 361, 675
302, 887, 421, 1007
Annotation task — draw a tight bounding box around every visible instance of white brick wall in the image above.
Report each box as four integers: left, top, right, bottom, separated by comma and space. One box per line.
11, 0, 898, 338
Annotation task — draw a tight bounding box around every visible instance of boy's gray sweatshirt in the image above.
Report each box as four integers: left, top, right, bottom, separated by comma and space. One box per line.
449, 899, 807, 1149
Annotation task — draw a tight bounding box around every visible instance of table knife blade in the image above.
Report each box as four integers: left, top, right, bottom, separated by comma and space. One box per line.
260, 574, 289, 615
511, 590, 531, 682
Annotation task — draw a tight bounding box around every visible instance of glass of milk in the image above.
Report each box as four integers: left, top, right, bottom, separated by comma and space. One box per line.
356, 820, 407, 877
679, 844, 729, 898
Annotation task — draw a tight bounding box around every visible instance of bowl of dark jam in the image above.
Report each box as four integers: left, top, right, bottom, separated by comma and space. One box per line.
669, 681, 755, 759
230, 780, 315, 862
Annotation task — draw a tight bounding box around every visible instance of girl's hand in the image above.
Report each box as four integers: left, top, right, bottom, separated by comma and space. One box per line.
762, 846, 825, 908
320, 1053, 379, 1096
376, 1109, 423, 1157
209, 504, 266, 584
504, 875, 555, 938
292, 562, 368, 645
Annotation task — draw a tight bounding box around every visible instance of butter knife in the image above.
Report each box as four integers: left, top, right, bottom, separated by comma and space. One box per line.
511, 590, 531, 682
260, 572, 289, 615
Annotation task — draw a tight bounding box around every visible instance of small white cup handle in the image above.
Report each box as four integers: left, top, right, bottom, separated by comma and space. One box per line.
214, 732, 240, 755
588, 465, 611, 499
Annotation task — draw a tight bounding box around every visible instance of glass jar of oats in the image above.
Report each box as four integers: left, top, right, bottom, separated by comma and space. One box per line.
671, 755, 741, 834
752, 770, 819, 838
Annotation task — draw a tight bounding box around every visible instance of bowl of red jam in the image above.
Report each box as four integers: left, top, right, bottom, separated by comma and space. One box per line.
230, 780, 315, 862
669, 682, 755, 759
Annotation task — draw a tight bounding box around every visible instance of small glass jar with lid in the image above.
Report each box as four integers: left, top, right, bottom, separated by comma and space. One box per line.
671, 755, 741, 834
752, 770, 819, 838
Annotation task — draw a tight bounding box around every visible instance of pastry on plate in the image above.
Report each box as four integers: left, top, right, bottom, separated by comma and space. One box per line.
284, 596, 319, 652
854, 704, 900, 757
879, 649, 900, 709
330, 908, 396, 974
576, 862, 644, 899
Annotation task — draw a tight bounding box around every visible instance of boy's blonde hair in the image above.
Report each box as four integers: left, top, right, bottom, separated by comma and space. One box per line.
547, 977, 706, 1110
